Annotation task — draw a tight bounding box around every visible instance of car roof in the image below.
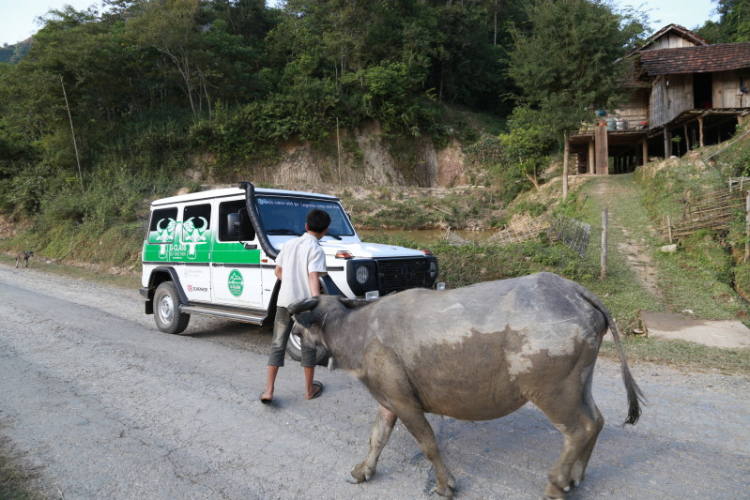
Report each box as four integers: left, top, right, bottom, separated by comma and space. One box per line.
151, 186, 339, 207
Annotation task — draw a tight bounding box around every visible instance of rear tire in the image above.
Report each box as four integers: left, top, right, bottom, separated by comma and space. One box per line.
153, 281, 191, 334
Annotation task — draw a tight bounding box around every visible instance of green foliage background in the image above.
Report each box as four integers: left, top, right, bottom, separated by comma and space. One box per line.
0, 0, 743, 271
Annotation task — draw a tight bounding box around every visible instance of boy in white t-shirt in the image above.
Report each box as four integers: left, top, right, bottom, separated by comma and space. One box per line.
260, 209, 330, 404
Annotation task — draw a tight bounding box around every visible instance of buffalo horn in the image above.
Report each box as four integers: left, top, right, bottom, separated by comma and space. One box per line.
287, 297, 319, 314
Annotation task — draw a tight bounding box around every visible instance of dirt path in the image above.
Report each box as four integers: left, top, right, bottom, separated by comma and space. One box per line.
587, 174, 750, 348
1, 262, 749, 499
591, 176, 662, 299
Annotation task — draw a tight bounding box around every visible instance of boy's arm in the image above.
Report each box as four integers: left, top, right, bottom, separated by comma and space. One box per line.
308, 271, 322, 297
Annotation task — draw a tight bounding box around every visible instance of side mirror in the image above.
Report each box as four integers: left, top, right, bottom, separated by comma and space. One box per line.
226, 211, 256, 242
238, 209, 256, 241
226, 213, 241, 241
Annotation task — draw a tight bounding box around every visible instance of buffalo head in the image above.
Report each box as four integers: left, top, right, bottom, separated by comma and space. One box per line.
289, 295, 373, 349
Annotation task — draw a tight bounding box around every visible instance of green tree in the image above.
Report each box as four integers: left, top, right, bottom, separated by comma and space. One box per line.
508, 0, 646, 198
128, 0, 205, 116
499, 105, 555, 191
697, 0, 750, 43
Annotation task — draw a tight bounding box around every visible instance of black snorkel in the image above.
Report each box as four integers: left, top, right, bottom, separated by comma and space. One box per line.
239, 181, 279, 260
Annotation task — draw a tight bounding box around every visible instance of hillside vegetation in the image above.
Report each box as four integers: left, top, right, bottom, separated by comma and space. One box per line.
0, 0, 652, 253
2, 1, 750, 356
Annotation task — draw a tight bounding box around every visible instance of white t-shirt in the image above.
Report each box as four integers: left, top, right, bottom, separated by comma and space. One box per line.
275, 232, 327, 308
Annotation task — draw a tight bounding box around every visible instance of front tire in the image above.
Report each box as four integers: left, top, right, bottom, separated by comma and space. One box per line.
154, 281, 191, 334
286, 278, 331, 366
286, 330, 329, 366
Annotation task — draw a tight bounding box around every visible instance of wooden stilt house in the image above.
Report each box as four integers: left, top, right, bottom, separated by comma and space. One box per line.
569, 24, 750, 174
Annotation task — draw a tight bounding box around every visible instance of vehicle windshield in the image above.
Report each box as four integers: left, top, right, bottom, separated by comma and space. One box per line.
255, 196, 356, 237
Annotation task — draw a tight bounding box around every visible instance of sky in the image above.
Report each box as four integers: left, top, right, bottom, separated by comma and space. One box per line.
1, 0, 721, 48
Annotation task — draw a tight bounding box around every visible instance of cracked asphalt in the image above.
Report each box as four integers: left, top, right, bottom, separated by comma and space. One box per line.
0, 262, 748, 499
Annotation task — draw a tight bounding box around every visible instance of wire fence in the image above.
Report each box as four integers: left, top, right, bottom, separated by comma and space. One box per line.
549, 215, 592, 257
443, 214, 592, 258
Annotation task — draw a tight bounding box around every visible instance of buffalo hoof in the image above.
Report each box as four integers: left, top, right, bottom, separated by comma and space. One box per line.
544, 480, 573, 499
348, 462, 375, 484
435, 484, 455, 499
434, 471, 457, 498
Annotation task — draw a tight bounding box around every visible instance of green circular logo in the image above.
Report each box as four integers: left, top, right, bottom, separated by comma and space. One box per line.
228, 269, 244, 297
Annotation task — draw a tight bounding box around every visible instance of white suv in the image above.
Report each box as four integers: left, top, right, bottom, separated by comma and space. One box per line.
140, 182, 440, 360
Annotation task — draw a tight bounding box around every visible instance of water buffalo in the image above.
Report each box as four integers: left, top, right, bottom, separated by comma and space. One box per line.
15, 251, 33, 268
289, 272, 644, 499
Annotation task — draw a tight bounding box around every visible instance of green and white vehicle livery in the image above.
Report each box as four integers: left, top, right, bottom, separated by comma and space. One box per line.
140, 182, 440, 360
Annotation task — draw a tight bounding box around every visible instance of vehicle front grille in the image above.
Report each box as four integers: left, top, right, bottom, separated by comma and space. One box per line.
376, 258, 433, 295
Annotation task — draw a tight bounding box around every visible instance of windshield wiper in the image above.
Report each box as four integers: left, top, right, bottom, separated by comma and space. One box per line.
267, 228, 301, 236
325, 233, 342, 240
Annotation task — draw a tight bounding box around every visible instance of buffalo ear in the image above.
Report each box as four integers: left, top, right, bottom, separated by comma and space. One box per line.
292, 311, 314, 329
288, 297, 319, 314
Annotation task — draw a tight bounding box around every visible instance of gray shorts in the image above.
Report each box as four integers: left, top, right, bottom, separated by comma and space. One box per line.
267, 307, 317, 368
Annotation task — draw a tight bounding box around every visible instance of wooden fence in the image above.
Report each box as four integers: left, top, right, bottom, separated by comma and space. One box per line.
662, 184, 746, 242
487, 217, 552, 246
442, 218, 552, 247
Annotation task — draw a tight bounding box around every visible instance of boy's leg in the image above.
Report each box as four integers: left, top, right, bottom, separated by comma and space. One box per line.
304, 366, 322, 399
262, 366, 279, 402
262, 308, 293, 401
301, 341, 322, 399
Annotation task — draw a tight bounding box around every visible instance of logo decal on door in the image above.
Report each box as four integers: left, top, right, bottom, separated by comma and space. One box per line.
228, 269, 244, 297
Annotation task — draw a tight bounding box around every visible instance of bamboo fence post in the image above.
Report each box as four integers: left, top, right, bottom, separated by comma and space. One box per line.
667, 215, 673, 243
601, 207, 608, 280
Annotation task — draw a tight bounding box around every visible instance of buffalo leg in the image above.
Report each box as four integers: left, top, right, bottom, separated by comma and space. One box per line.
570, 377, 604, 486
533, 388, 603, 500
395, 407, 456, 498
349, 405, 398, 483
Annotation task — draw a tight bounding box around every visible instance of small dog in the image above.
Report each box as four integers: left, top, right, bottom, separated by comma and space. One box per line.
15, 251, 33, 268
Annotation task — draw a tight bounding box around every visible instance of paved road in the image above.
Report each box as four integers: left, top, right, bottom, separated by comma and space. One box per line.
1, 263, 748, 499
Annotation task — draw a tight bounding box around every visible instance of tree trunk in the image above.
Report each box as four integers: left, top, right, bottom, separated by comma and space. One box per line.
526, 171, 541, 191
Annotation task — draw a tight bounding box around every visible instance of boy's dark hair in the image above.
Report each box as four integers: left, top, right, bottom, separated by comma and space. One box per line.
307, 209, 331, 233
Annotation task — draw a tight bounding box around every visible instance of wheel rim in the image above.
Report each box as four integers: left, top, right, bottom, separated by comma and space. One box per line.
158, 294, 175, 325
289, 331, 303, 352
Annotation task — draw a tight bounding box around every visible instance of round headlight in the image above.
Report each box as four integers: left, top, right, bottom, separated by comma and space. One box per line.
355, 265, 370, 285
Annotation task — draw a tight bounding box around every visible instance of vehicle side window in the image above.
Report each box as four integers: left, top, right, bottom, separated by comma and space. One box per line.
182, 204, 212, 241
147, 208, 178, 244
218, 200, 256, 241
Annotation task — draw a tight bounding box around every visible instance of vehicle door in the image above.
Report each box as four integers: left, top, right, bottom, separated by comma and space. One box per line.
210, 198, 264, 309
